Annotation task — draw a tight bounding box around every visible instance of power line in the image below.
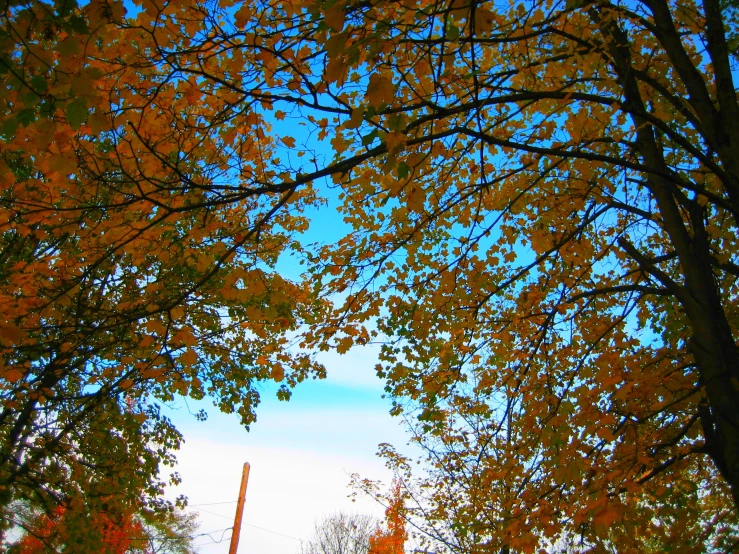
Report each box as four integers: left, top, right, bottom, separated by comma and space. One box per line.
191, 526, 233, 544
242, 521, 302, 542
131, 526, 234, 545
188, 506, 303, 543
188, 500, 238, 507
190, 506, 234, 520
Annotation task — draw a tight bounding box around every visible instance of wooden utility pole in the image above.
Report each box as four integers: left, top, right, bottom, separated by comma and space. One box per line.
228, 462, 251, 554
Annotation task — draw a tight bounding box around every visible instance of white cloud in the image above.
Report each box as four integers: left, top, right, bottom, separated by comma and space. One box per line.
166, 395, 411, 554
175, 439, 394, 554
158, 337, 424, 554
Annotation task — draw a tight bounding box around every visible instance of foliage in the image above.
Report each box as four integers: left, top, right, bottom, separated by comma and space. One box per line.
8, 504, 144, 553
2, 0, 739, 551
128, 509, 200, 554
220, 0, 738, 548
0, 0, 325, 535
7, 501, 198, 554
285, 0, 739, 549
367, 482, 407, 554
299, 512, 379, 554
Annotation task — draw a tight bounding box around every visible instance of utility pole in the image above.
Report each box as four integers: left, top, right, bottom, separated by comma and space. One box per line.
228, 462, 251, 554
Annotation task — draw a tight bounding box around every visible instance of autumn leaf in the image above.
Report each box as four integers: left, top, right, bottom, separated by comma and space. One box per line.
325, 55, 349, 85
271, 364, 285, 381
0, 322, 24, 346
234, 4, 252, 28
366, 75, 395, 108
406, 185, 424, 213
323, 5, 345, 32
3, 368, 24, 384
368, 481, 406, 554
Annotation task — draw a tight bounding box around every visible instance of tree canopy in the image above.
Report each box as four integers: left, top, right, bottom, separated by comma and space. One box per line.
7, 501, 198, 553
1, 0, 739, 551
0, 0, 326, 537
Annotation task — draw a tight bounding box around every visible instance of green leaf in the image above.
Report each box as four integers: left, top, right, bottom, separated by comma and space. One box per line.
0, 55, 13, 75
446, 22, 460, 40
39, 100, 55, 118
2, 118, 18, 139
347, 44, 360, 66
55, 0, 79, 18
68, 15, 89, 34
59, 36, 81, 56
388, 113, 406, 132
16, 108, 36, 126
30, 75, 47, 94
362, 129, 379, 146
65, 97, 88, 129
397, 161, 410, 180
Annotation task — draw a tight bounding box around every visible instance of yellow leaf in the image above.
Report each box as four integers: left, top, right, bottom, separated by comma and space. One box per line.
281, 136, 296, 148
407, 185, 424, 213
475, 8, 496, 33
325, 55, 349, 85
345, 107, 364, 129
366, 74, 394, 107
384, 132, 405, 154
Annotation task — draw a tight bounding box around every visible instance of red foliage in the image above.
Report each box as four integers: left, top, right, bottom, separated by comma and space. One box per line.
14, 505, 145, 553
369, 482, 407, 554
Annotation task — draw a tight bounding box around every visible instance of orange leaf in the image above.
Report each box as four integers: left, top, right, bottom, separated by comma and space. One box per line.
3, 368, 24, 384
271, 364, 285, 381
324, 5, 346, 31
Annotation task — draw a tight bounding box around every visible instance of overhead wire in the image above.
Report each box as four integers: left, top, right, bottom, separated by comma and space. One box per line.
186, 504, 303, 543
190, 527, 233, 544
187, 500, 238, 507
189, 506, 233, 520
242, 521, 302, 542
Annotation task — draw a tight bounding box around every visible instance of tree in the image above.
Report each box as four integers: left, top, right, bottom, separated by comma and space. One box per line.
9, 504, 144, 553
8, 501, 198, 554
300, 512, 379, 554
133, 509, 199, 554
204, 0, 738, 549
367, 482, 407, 554
3, 0, 739, 550
295, 0, 739, 549
0, 0, 325, 536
